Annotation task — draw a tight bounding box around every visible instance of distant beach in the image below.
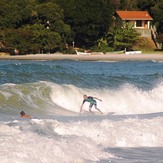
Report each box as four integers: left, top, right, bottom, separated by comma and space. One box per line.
1, 53, 163, 61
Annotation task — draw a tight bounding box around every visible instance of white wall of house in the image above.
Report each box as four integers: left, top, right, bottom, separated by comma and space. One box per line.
125, 20, 151, 29
134, 20, 151, 29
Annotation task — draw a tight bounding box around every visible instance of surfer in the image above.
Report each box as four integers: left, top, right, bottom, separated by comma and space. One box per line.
20, 111, 32, 118
80, 94, 102, 114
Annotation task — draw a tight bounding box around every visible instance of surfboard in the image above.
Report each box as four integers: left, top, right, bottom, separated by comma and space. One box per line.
81, 111, 115, 116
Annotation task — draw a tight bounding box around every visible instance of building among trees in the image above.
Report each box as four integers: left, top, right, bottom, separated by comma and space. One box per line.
115, 11, 153, 38
115, 10, 162, 49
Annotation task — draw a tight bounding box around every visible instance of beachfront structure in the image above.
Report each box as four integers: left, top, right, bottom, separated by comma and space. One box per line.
115, 10, 162, 49
115, 11, 153, 38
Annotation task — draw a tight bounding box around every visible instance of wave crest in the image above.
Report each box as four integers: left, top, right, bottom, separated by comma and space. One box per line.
1, 81, 163, 116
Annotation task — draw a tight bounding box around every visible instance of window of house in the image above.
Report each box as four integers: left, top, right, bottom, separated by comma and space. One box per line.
136, 20, 142, 27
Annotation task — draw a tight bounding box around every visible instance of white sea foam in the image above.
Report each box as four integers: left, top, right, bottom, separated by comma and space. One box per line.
49, 82, 163, 115
1, 115, 163, 162
1, 81, 163, 116
0, 119, 114, 163
1, 81, 163, 162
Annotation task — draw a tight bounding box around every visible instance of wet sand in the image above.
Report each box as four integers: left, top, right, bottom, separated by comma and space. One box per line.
0, 53, 163, 61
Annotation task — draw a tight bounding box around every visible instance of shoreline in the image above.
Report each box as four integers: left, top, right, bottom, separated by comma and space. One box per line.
0, 53, 163, 61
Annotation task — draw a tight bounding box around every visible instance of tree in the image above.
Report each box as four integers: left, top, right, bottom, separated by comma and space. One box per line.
118, 0, 138, 10
57, 0, 114, 48
28, 24, 61, 53
0, 28, 34, 54
35, 2, 72, 46
151, 0, 163, 33
0, 0, 32, 29
0, 0, 71, 53
0, 24, 62, 54
1, 0, 160, 53
136, 0, 157, 11
107, 22, 140, 51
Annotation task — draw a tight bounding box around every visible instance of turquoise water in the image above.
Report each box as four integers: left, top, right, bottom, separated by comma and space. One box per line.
0, 60, 163, 162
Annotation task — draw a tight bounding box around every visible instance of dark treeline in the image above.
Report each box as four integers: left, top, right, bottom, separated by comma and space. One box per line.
0, 0, 163, 54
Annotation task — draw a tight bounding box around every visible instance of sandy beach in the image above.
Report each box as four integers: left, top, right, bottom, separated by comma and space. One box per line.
0, 53, 163, 61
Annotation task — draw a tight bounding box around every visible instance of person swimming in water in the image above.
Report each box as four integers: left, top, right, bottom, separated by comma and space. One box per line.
80, 94, 102, 114
20, 111, 32, 118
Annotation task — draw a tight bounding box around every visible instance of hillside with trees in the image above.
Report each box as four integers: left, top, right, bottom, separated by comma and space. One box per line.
0, 0, 163, 55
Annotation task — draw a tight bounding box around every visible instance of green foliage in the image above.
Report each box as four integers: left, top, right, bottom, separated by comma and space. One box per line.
0, 0, 33, 29
113, 0, 138, 10
0, 28, 34, 54
0, 0, 70, 54
93, 37, 114, 53
151, 0, 163, 33
35, 2, 72, 43
36, 2, 62, 31
28, 24, 62, 53
0, 24, 62, 54
107, 22, 140, 51
0, 0, 163, 53
58, 0, 114, 47
137, 0, 156, 11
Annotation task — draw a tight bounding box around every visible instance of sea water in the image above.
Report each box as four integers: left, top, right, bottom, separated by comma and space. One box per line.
0, 60, 163, 163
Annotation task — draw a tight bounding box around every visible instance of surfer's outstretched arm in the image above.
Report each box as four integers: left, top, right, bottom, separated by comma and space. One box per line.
93, 97, 102, 102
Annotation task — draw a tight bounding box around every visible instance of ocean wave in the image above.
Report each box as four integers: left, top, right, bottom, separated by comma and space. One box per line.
1, 81, 163, 117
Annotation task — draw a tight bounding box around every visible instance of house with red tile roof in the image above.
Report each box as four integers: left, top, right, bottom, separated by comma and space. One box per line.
115, 11, 153, 38
116, 11, 153, 29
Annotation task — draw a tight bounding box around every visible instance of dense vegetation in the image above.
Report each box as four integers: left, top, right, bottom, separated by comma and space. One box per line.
0, 0, 163, 54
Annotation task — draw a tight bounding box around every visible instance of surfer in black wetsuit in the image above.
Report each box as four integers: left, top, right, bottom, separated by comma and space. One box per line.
80, 94, 102, 114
